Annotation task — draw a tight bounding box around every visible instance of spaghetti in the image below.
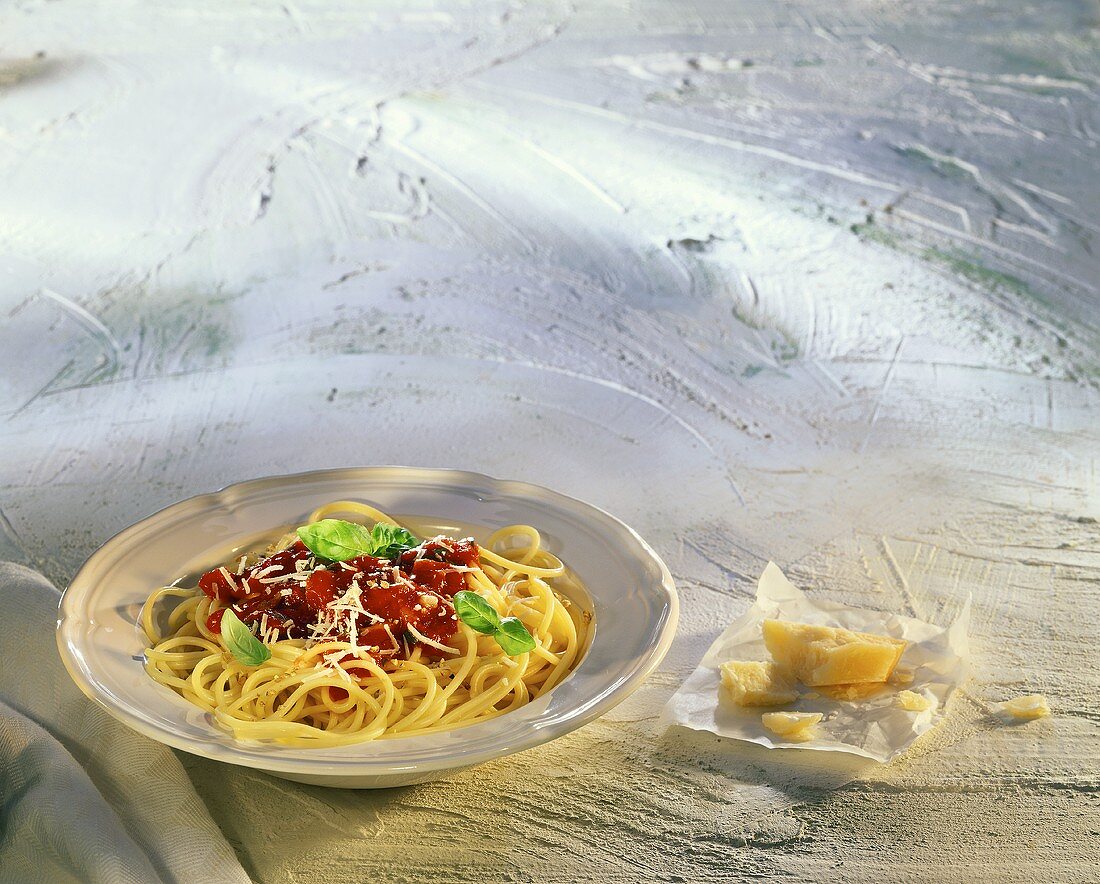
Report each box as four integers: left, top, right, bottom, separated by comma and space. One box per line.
141, 500, 589, 747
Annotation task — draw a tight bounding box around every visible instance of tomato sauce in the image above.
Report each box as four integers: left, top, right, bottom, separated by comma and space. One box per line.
198, 537, 479, 659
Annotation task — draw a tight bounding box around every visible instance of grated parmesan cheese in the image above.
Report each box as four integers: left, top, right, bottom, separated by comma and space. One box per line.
406, 624, 459, 655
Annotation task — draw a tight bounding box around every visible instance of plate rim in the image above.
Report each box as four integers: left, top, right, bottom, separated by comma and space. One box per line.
56, 466, 679, 776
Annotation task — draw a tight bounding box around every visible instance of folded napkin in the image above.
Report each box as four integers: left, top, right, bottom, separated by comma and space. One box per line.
0, 563, 250, 884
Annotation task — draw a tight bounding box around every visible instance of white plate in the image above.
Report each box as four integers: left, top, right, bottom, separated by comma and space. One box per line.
57, 467, 677, 788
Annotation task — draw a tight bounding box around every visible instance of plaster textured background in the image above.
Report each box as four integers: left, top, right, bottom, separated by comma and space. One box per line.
1, 1, 1097, 881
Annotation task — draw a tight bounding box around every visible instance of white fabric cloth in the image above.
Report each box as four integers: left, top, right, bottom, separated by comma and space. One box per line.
0, 563, 250, 884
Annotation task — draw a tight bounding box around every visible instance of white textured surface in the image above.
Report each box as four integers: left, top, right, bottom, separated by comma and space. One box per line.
1, 0, 1097, 881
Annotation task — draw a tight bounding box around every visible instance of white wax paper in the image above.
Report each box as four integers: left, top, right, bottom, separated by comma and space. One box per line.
660, 563, 971, 762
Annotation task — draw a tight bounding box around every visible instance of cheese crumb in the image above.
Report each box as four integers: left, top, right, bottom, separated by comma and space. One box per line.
762, 619, 907, 686
816, 681, 890, 702
761, 711, 823, 742
896, 690, 934, 712
719, 660, 799, 707
1003, 694, 1051, 720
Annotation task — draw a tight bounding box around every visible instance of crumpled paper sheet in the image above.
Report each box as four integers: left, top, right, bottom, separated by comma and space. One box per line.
660, 562, 970, 762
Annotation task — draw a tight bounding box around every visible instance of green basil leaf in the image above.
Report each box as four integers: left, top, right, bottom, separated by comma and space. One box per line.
369, 523, 419, 559
296, 519, 419, 561
297, 519, 376, 561
495, 616, 536, 656
453, 590, 501, 635
220, 608, 271, 667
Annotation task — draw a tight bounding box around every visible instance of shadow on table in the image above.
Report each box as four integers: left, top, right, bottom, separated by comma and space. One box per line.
653, 725, 877, 800
180, 723, 877, 879
181, 753, 532, 880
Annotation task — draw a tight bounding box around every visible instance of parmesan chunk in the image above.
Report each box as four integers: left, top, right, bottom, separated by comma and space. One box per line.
1003, 694, 1050, 720
761, 711, 823, 742
719, 661, 799, 707
762, 619, 907, 686
896, 690, 934, 712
